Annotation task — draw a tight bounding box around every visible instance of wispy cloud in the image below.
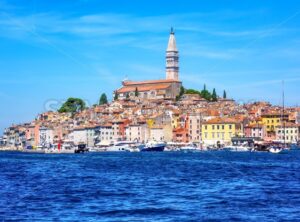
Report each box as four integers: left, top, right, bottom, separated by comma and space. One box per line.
0, 9, 294, 43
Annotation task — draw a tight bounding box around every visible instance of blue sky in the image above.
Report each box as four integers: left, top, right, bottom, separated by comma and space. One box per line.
1, 0, 300, 133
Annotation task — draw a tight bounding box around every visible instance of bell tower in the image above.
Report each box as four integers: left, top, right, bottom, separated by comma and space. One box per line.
166, 27, 179, 80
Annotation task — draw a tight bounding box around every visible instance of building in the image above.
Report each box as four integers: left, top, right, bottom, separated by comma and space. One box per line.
276, 123, 299, 143
188, 113, 202, 143
112, 119, 129, 141
115, 28, 182, 100
98, 124, 114, 144
244, 124, 266, 140
39, 127, 54, 147
261, 113, 289, 133
202, 117, 242, 146
71, 126, 96, 147
125, 122, 149, 142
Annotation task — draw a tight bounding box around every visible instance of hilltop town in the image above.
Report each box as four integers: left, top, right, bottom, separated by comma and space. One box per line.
1, 29, 300, 149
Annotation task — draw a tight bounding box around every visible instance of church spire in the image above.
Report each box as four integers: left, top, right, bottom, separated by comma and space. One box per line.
167, 27, 177, 52
166, 27, 179, 80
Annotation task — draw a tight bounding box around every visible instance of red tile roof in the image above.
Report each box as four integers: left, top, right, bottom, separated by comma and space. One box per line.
123, 79, 181, 86
117, 83, 172, 93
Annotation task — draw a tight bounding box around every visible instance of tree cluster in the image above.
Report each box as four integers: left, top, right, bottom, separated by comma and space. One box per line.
179, 84, 227, 102
58, 98, 86, 114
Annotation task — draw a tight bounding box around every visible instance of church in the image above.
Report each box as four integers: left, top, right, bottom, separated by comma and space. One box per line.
115, 28, 182, 100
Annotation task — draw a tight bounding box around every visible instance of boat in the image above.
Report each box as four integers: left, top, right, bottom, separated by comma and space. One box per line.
105, 141, 138, 152
44, 143, 77, 154
75, 144, 89, 153
268, 81, 290, 155
180, 146, 201, 152
224, 145, 251, 152
44, 149, 75, 154
89, 147, 106, 152
269, 146, 283, 154
179, 143, 201, 152
22, 146, 46, 154
141, 141, 166, 152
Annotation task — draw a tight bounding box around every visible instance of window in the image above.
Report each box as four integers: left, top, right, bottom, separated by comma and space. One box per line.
222, 125, 224, 130
212, 125, 215, 130
217, 125, 220, 130
212, 132, 215, 138
205, 126, 207, 130
229, 125, 232, 130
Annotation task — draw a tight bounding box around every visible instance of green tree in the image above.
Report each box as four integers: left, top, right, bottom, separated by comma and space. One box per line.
223, 90, 227, 99
99, 93, 108, 105
176, 86, 185, 101
58, 98, 86, 114
126, 93, 130, 99
135, 87, 139, 97
200, 84, 212, 101
185, 89, 200, 94
212, 88, 218, 102
179, 86, 185, 96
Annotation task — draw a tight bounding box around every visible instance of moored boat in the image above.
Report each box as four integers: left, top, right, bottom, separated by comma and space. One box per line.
141, 141, 166, 152
106, 141, 138, 152
269, 146, 283, 154
223, 145, 250, 152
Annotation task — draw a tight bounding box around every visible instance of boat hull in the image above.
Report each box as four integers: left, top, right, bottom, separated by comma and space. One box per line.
141, 145, 165, 152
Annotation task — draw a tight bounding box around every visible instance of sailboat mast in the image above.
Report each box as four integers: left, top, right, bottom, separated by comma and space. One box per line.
282, 80, 285, 147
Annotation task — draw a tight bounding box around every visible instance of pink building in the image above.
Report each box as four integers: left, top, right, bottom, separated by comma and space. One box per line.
244, 124, 266, 140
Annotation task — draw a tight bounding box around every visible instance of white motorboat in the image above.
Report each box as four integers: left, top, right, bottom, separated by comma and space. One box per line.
22, 148, 46, 154
180, 143, 201, 152
224, 145, 250, 152
44, 149, 75, 154
106, 141, 138, 152
269, 147, 283, 154
89, 147, 106, 152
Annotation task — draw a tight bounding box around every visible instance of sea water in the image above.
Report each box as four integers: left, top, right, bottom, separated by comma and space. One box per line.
0, 151, 299, 221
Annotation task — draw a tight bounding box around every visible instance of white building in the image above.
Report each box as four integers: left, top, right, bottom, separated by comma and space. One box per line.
39, 127, 54, 147
98, 124, 114, 144
276, 123, 299, 143
71, 128, 87, 146
125, 123, 149, 143
149, 125, 173, 142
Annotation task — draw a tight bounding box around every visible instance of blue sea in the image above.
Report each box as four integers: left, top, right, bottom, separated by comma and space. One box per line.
0, 151, 300, 221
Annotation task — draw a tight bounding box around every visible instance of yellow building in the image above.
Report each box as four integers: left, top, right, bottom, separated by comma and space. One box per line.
201, 117, 242, 146
261, 113, 289, 133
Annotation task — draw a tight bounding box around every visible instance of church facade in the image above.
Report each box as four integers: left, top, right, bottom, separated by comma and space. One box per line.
115, 28, 182, 100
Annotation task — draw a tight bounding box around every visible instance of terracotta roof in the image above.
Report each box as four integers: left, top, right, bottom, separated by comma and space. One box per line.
123, 79, 180, 86
203, 117, 239, 124
117, 83, 172, 93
